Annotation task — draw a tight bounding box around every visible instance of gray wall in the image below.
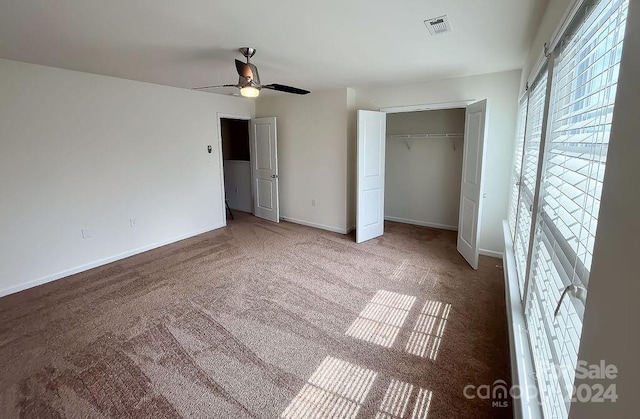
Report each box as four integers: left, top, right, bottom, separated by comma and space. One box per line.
0, 58, 255, 296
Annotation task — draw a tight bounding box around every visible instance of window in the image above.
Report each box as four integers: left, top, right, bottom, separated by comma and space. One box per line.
507, 0, 629, 417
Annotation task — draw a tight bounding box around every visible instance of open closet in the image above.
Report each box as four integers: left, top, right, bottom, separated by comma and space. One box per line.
384, 109, 466, 231
356, 100, 488, 268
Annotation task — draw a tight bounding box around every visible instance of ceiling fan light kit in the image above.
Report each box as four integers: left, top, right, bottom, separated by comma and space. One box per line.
240, 85, 260, 98
194, 47, 310, 97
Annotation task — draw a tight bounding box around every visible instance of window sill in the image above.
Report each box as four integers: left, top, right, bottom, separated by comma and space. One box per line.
502, 220, 543, 419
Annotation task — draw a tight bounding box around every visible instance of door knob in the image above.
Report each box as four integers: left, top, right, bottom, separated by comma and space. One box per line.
271, 174, 278, 178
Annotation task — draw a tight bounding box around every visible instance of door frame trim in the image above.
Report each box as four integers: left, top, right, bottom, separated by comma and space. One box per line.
216, 112, 252, 226
380, 100, 476, 114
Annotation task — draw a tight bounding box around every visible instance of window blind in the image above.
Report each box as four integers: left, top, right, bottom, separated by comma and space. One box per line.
514, 71, 548, 298
508, 97, 529, 241
524, 0, 629, 417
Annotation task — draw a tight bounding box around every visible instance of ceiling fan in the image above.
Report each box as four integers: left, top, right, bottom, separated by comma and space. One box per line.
193, 47, 311, 98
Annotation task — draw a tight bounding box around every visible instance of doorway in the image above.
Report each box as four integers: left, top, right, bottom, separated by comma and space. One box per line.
218, 114, 281, 224
220, 117, 252, 217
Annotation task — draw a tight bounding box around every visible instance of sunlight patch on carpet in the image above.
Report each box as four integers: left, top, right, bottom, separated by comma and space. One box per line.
405, 300, 451, 360
281, 356, 377, 418
375, 379, 433, 419
345, 290, 416, 348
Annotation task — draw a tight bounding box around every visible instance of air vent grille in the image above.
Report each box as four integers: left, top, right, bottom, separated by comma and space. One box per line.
424, 15, 452, 35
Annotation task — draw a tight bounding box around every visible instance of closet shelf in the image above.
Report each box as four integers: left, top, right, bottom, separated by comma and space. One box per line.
388, 133, 464, 150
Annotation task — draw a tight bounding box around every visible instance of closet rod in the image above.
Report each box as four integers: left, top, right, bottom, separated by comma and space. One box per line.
387, 133, 464, 140
388, 133, 464, 151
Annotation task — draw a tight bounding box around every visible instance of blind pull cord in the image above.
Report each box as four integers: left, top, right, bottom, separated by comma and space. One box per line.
553, 283, 586, 321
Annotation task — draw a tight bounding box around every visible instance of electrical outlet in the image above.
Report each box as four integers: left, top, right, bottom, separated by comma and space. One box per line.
312, 199, 317, 207
130, 218, 138, 228
81, 228, 92, 239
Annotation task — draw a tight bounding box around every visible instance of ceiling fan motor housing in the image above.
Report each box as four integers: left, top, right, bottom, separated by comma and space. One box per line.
239, 47, 257, 59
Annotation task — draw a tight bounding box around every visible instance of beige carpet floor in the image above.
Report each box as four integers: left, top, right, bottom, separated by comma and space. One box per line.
0, 212, 512, 418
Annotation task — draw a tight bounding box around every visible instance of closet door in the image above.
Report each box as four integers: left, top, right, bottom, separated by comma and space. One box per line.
356, 110, 386, 243
457, 100, 488, 269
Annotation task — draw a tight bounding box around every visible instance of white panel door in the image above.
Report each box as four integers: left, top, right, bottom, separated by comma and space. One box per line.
356, 110, 386, 243
457, 100, 488, 269
249, 117, 279, 223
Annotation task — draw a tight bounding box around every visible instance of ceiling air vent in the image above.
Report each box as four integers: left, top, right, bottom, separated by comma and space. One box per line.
424, 15, 452, 35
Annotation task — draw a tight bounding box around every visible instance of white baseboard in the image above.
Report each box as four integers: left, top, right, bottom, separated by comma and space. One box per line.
479, 248, 504, 259
346, 225, 355, 234
280, 216, 348, 234
0, 223, 226, 298
384, 216, 458, 231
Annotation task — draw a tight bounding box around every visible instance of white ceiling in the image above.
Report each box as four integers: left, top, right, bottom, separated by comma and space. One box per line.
0, 0, 548, 95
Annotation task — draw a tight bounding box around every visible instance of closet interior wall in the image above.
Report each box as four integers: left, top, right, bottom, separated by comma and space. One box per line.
385, 109, 466, 230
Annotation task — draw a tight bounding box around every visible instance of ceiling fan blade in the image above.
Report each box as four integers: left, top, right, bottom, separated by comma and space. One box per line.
262, 84, 310, 95
235, 59, 253, 80
192, 84, 237, 91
